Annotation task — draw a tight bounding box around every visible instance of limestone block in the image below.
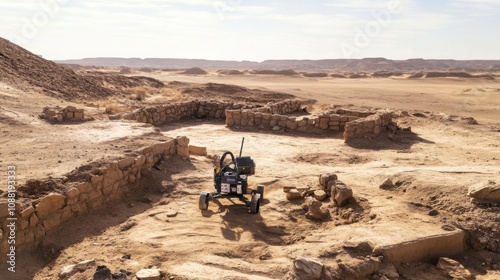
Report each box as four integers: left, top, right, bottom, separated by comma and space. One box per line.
35, 193, 66, 220
43, 212, 62, 233
188, 145, 208, 156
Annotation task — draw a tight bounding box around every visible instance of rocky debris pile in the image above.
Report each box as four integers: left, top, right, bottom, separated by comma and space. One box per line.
39, 106, 86, 123
284, 173, 354, 206
468, 180, 500, 203
283, 173, 354, 221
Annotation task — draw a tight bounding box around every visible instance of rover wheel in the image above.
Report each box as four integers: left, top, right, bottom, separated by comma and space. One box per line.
257, 185, 265, 200
199, 192, 210, 210
249, 193, 261, 214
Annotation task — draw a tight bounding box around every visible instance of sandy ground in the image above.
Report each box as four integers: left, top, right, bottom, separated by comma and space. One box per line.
1, 73, 500, 279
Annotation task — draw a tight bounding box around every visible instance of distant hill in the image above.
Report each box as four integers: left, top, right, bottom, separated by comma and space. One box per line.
55, 57, 500, 72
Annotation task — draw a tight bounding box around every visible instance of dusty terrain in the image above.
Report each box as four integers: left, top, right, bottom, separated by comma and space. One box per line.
1, 39, 500, 280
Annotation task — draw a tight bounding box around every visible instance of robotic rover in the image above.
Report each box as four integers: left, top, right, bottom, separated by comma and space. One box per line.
199, 138, 264, 213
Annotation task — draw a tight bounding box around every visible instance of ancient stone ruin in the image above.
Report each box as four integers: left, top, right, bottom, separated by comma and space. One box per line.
39, 106, 86, 123
118, 99, 394, 142
0, 136, 190, 254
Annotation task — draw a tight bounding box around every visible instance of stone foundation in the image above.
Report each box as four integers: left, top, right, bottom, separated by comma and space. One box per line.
0, 136, 190, 255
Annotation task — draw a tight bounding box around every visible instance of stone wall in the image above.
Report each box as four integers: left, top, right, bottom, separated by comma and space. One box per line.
123, 100, 301, 127
0, 136, 190, 255
225, 105, 393, 142
343, 112, 392, 140
225, 111, 359, 133
125, 101, 256, 126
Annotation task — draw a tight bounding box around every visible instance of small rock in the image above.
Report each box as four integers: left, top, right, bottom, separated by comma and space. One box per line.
283, 186, 296, 193
272, 126, 281, 131
136, 268, 162, 280
379, 178, 394, 189
428, 209, 439, 216
259, 253, 272, 260
319, 173, 338, 194
441, 224, 455, 231
59, 259, 95, 278
294, 256, 324, 279
93, 265, 112, 280
314, 190, 327, 201
437, 257, 472, 280
332, 183, 353, 206
166, 211, 178, 218
112, 269, 130, 280
287, 189, 303, 200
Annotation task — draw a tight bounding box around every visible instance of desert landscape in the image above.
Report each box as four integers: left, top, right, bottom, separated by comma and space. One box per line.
1, 36, 500, 280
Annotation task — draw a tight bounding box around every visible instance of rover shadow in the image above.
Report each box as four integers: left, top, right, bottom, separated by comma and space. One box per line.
202, 198, 286, 246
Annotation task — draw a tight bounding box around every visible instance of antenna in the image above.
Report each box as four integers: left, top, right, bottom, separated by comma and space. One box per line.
239, 137, 245, 158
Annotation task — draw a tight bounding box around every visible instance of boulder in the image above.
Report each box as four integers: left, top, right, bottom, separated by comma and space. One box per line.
293, 256, 324, 279
136, 268, 161, 280
468, 180, 500, 202
332, 183, 353, 206
437, 257, 472, 280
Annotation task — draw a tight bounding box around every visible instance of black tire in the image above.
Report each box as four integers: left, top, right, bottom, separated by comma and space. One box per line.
199, 192, 210, 210
249, 193, 261, 214
257, 185, 265, 200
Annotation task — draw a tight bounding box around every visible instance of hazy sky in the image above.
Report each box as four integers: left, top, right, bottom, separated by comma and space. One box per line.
1, 0, 499, 61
